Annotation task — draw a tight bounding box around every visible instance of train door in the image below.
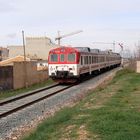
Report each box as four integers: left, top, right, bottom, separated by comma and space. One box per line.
89, 56, 92, 74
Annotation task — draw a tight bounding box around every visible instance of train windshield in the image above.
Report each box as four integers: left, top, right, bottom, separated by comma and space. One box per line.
68, 53, 76, 62
60, 54, 65, 62
50, 54, 58, 62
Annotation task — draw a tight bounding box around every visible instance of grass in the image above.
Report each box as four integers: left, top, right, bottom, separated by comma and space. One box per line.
22, 69, 140, 140
0, 79, 54, 100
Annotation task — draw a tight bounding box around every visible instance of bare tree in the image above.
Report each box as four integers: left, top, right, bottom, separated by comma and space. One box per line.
134, 42, 140, 60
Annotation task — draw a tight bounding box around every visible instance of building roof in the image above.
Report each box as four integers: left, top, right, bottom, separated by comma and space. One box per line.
0, 55, 30, 66
26, 36, 51, 40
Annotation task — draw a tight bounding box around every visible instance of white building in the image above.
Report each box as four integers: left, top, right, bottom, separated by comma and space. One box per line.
8, 45, 24, 58
8, 37, 56, 60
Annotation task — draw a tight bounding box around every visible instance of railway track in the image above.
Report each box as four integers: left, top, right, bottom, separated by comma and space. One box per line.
0, 83, 59, 106
0, 84, 74, 119
0, 67, 121, 120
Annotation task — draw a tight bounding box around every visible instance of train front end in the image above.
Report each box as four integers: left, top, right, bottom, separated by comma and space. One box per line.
48, 47, 80, 83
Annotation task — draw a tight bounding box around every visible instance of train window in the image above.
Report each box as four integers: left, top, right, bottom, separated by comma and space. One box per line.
86, 56, 88, 64
101, 56, 104, 62
89, 56, 91, 64
96, 56, 98, 63
99, 56, 101, 62
100, 57, 103, 62
84, 56, 86, 64
98, 57, 100, 63
84, 56, 88, 65
60, 54, 65, 62
68, 53, 75, 62
50, 54, 58, 62
93, 56, 97, 63
81, 56, 83, 65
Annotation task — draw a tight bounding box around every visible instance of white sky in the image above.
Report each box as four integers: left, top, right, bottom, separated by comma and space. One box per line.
0, 0, 140, 53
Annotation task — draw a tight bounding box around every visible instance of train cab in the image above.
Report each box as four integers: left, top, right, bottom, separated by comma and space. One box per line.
48, 47, 80, 82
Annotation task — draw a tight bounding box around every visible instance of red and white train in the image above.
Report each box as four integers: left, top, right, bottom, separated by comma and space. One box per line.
48, 46, 121, 83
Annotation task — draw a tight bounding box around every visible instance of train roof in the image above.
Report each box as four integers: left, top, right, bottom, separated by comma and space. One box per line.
75, 47, 91, 52
49, 46, 121, 56
50, 46, 91, 52
49, 46, 79, 54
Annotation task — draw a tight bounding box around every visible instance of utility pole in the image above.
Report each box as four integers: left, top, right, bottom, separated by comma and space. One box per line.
22, 30, 27, 87
22, 30, 26, 61
113, 41, 115, 52
57, 31, 61, 46
118, 43, 124, 67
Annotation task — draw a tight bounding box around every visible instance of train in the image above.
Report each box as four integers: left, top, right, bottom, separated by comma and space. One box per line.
48, 46, 121, 83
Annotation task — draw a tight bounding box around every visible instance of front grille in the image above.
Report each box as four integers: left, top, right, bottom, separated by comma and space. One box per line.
56, 71, 68, 78
51, 73, 55, 76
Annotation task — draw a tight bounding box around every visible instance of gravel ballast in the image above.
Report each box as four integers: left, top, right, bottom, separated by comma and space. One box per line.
0, 68, 120, 140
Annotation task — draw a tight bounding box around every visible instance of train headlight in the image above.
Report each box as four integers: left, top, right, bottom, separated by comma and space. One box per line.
69, 67, 75, 71
72, 66, 75, 70
50, 67, 53, 71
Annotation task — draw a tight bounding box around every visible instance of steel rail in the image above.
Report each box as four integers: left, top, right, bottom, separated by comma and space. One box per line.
0, 83, 59, 106
0, 85, 74, 119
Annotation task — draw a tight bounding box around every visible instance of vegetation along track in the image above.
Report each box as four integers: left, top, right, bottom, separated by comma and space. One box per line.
0, 84, 74, 119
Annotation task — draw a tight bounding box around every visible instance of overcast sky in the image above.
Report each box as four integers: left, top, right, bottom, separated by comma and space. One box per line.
0, 0, 140, 53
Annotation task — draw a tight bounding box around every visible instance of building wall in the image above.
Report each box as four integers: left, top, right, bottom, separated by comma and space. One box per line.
128, 60, 140, 73
0, 62, 48, 90
0, 47, 9, 61
8, 37, 56, 60
0, 66, 13, 90
13, 61, 48, 89
136, 61, 140, 73
26, 37, 55, 60
8, 45, 23, 58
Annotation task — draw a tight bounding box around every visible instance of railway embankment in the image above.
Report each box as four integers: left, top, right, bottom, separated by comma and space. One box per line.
22, 69, 140, 140
0, 68, 119, 140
